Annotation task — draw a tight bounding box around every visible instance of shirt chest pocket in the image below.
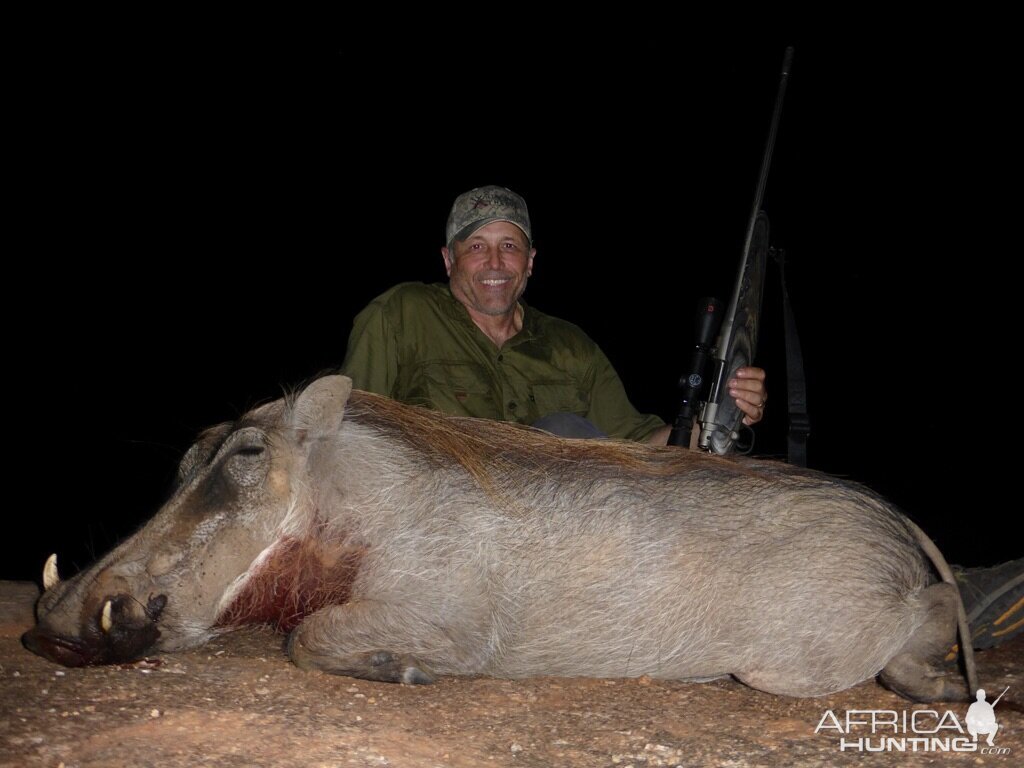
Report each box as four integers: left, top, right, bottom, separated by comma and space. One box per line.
404, 361, 500, 419
530, 381, 589, 418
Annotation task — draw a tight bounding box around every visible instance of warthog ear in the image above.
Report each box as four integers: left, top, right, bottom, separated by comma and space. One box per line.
292, 375, 353, 438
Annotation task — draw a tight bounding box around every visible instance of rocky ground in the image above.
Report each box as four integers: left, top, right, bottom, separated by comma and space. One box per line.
1, 580, 1021, 768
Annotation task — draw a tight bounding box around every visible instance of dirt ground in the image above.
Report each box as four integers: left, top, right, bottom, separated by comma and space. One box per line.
1, 580, 1021, 768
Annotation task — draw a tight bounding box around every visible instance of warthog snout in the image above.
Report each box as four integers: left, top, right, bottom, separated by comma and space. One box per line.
23, 593, 167, 667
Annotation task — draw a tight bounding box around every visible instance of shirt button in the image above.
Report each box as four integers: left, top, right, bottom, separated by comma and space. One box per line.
508, 402, 517, 411
497, 354, 504, 362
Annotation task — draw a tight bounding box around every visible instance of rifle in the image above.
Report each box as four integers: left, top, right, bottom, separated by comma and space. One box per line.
668, 47, 794, 453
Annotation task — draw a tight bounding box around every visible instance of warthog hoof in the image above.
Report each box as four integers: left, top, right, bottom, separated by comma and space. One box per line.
287, 628, 436, 684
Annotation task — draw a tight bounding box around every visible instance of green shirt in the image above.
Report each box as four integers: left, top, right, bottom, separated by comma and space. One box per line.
341, 283, 665, 442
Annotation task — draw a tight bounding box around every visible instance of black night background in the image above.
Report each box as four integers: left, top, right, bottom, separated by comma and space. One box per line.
10, 38, 1018, 587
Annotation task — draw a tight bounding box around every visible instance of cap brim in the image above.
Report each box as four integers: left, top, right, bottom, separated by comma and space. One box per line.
448, 218, 532, 249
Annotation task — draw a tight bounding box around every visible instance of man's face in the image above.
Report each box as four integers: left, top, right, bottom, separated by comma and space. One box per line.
442, 220, 536, 319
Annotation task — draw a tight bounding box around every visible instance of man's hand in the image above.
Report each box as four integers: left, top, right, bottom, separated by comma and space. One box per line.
728, 366, 767, 426
651, 366, 768, 447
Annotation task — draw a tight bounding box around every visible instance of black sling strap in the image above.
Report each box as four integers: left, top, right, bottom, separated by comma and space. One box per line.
771, 247, 810, 466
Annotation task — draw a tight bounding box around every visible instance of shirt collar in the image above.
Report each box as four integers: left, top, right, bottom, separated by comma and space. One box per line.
440, 283, 537, 346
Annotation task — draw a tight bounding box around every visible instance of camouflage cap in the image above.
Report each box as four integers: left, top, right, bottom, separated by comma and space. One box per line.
445, 185, 532, 248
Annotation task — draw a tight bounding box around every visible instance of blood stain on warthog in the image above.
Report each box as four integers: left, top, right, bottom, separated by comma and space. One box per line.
215, 536, 366, 632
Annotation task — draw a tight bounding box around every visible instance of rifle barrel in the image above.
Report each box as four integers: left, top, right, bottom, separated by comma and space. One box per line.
708, 46, 794, 406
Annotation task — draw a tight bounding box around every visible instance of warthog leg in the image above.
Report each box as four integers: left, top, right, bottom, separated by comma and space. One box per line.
292, 644, 436, 684
880, 583, 971, 702
286, 601, 481, 684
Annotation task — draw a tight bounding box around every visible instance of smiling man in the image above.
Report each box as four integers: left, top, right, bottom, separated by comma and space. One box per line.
340, 185, 767, 444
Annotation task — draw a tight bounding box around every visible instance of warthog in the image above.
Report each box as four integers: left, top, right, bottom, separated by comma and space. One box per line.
24, 375, 977, 700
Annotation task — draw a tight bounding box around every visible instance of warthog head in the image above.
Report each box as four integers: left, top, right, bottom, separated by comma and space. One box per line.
23, 377, 353, 666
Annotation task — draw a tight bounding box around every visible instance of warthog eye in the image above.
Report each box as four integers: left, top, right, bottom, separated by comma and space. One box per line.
225, 442, 269, 487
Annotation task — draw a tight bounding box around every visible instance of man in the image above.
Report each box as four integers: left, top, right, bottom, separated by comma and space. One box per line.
341, 184, 767, 444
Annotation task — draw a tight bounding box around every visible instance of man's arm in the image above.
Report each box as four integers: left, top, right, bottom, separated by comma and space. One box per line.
584, 346, 668, 442
340, 299, 399, 397
645, 424, 674, 446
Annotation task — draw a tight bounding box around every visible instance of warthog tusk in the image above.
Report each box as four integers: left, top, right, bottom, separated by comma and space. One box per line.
101, 600, 113, 633
43, 553, 60, 591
